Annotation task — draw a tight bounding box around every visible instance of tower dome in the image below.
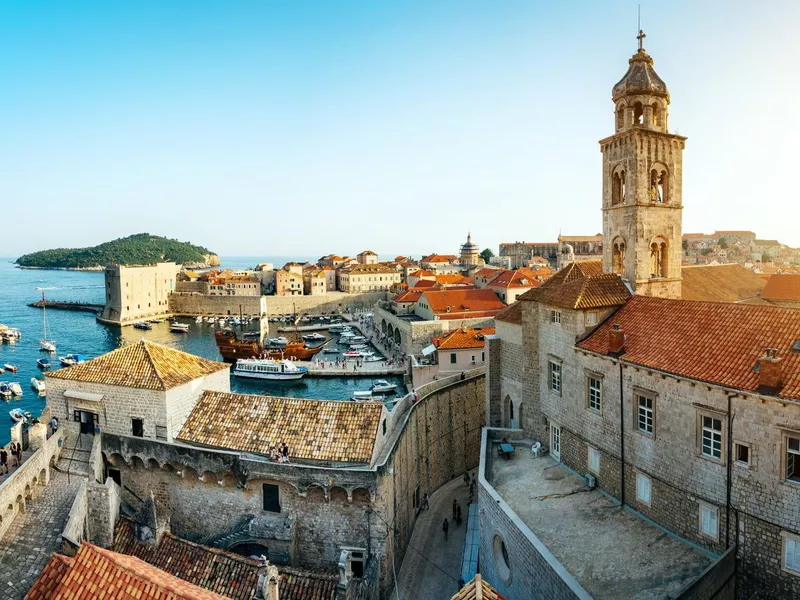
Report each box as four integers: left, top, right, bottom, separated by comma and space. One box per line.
612, 48, 669, 103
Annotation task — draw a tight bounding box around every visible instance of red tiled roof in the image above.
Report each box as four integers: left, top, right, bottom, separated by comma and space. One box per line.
279, 567, 338, 600
474, 268, 501, 280
435, 274, 473, 286
413, 279, 437, 289
495, 302, 523, 325
420, 289, 505, 317
577, 296, 800, 400
420, 254, 457, 263
393, 290, 423, 303
410, 269, 435, 278
432, 327, 495, 350
762, 274, 800, 302
27, 554, 73, 600
112, 516, 261, 600
520, 272, 631, 310
488, 269, 543, 289
681, 264, 766, 303
28, 543, 229, 600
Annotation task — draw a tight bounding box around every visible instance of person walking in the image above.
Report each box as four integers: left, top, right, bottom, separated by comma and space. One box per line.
463, 472, 470, 487
452, 499, 458, 521
442, 518, 449, 541
0, 447, 8, 475
421, 493, 430, 510
456, 503, 463, 526
14, 443, 21, 467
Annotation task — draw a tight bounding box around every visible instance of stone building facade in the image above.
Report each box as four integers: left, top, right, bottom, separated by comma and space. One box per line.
482, 34, 800, 600
337, 264, 401, 293
100, 262, 180, 325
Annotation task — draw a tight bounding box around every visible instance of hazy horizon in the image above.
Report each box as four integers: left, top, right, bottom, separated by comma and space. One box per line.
3, 0, 799, 257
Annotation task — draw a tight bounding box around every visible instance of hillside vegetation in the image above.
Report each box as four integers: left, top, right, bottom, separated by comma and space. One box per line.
16, 233, 218, 269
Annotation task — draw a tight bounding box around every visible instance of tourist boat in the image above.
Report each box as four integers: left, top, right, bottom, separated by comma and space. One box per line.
371, 380, 398, 394
8, 383, 22, 397
233, 358, 308, 381
59, 354, 85, 367
31, 378, 46, 393
133, 321, 152, 330
351, 391, 375, 401
302, 333, 326, 343
267, 337, 289, 347
3, 364, 17, 373
215, 331, 324, 362
37, 358, 51, 370
170, 322, 190, 333
9, 408, 32, 423
38, 291, 56, 352
0, 384, 11, 399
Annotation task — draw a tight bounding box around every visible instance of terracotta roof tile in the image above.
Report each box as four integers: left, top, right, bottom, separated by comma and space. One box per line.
450, 575, 507, 600
420, 254, 457, 263
520, 272, 631, 310
413, 279, 437, 289
27, 554, 73, 600
488, 268, 549, 289
28, 543, 229, 600
278, 567, 338, 600
410, 269, 435, 278
435, 274, 473, 286
112, 517, 261, 600
432, 327, 494, 350
340, 264, 397, 274
45, 341, 229, 391
681, 264, 767, 303
577, 296, 800, 400
761, 274, 800, 302
177, 391, 383, 464
495, 302, 523, 325
393, 290, 423, 303
420, 289, 505, 318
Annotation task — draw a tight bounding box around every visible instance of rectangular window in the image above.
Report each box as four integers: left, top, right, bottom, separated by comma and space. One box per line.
636, 472, 651, 505
699, 503, 719, 540
587, 446, 600, 475
637, 394, 654, 435
783, 533, 800, 575
262, 483, 281, 513
131, 418, 144, 438
551, 310, 562, 324
734, 442, 750, 467
155, 425, 168, 441
585, 310, 598, 326
701, 415, 723, 460
787, 435, 800, 483
587, 377, 602, 412
550, 361, 562, 395
450, 353, 457, 364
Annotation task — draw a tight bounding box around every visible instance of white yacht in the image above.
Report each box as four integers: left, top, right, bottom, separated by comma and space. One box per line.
233, 358, 308, 381
371, 380, 398, 394
31, 378, 46, 393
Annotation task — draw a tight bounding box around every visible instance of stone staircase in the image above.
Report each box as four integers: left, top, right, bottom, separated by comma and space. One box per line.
54, 433, 92, 478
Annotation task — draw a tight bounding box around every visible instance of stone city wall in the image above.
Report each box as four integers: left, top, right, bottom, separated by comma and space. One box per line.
374, 306, 493, 355
169, 293, 266, 317
265, 291, 388, 316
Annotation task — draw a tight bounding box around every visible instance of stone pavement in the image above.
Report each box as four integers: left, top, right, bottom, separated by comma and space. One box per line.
390, 475, 473, 600
0, 470, 83, 599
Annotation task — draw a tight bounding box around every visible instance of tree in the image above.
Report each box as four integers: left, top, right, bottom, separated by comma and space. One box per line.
762, 252, 773, 263
718, 237, 728, 249
682, 239, 689, 252
480, 248, 494, 263
701, 248, 713, 256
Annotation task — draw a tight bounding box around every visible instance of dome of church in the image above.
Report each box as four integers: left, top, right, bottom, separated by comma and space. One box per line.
460, 233, 479, 254
612, 48, 669, 103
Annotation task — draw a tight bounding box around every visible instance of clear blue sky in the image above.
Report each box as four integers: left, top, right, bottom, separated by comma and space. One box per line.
2, 0, 799, 258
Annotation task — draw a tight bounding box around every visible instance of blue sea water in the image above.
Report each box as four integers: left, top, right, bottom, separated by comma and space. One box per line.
0, 257, 405, 445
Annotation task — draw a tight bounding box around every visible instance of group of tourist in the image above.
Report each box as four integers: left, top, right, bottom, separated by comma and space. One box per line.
0, 442, 24, 475
268, 442, 289, 463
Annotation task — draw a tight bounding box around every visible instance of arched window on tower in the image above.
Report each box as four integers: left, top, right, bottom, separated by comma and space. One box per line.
649, 166, 669, 203
651, 102, 661, 128
650, 238, 668, 278
612, 169, 626, 205
616, 103, 626, 131
633, 102, 644, 125
612, 238, 626, 275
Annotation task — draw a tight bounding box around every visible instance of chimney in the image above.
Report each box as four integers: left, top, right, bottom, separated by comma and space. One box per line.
608, 324, 625, 355
759, 347, 783, 392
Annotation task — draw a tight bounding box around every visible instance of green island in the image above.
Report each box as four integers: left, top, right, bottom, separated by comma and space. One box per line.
15, 233, 219, 270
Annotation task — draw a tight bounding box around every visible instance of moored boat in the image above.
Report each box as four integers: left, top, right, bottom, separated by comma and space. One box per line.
38, 290, 56, 352
302, 332, 326, 343
3, 364, 17, 373
133, 321, 152, 330
0, 383, 11, 399
9, 408, 31, 423
371, 379, 398, 394
170, 322, 189, 333
351, 391, 375, 401
364, 355, 385, 363
195, 316, 203, 323
233, 358, 308, 381
31, 377, 46, 393
8, 383, 22, 397
215, 331, 324, 362
59, 354, 85, 367
322, 347, 339, 354
267, 337, 289, 347
37, 357, 51, 370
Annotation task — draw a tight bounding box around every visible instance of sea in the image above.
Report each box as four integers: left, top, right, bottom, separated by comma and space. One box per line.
0, 256, 406, 446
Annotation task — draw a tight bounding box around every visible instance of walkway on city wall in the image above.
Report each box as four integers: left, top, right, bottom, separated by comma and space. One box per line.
390, 476, 474, 600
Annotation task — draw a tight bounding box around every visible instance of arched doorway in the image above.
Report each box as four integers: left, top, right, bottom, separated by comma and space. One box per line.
394, 329, 401, 345
228, 541, 270, 560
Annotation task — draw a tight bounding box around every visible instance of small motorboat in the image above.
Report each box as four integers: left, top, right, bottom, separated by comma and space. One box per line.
349, 336, 367, 343
0, 384, 11, 399
322, 347, 339, 354
37, 358, 51, 370
170, 322, 189, 333
364, 355, 385, 363
371, 380, 398, 394
9, 408, 32, 423
351, 390, 375, 401
148, 318, 165, 323
9, 383, 22, 397
59, 354, 85, 367
195, 316, 203, 323
133, 321, 152, 330
302, 333, 326, 343
31, 378, 46, 393
233, 358, 308, 381
342, 351, 362, 358
0, 368, 4, 374
4, 364, 17, 373
267, 337, 289, 347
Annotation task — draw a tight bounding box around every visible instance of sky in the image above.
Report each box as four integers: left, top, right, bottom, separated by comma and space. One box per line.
2, 0, 799, 259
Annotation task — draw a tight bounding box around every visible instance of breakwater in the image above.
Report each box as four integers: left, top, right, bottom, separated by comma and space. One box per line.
28, 300, 103, 314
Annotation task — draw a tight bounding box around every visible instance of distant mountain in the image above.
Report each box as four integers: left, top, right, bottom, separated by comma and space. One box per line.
16, 233, 220, 270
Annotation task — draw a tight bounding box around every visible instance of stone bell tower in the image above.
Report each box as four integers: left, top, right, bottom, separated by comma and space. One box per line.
600, 31, 686, 299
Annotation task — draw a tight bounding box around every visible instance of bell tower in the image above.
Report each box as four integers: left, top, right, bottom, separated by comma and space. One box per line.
600, 31, 686, 299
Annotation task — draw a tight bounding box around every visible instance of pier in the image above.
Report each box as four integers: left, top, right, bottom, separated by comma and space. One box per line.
27, 300, 103, 315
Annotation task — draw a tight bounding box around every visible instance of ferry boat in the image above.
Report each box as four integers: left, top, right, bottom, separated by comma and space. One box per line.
37, 358, 51, 370
133, 322, 152, 330
8, 383, 22, 397
31, 378, 46, 393
233, 358, 308, 381
170, 322, 190, 333
302, 333, 326, 343
371, 380, 398, 394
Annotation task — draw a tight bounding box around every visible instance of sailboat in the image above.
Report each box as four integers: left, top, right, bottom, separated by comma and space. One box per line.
38, 290, 56, 353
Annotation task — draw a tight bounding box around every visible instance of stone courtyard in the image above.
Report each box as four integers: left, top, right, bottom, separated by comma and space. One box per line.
0, 470, 82, 600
